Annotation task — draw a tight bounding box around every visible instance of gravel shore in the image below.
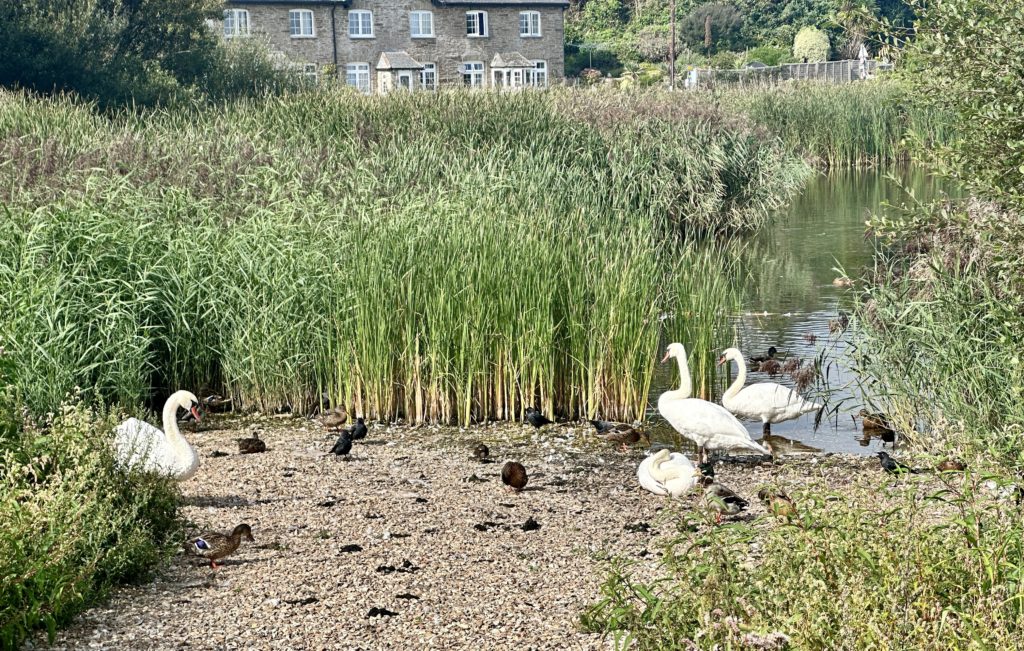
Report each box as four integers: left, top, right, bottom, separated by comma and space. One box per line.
35, 416, 878, 651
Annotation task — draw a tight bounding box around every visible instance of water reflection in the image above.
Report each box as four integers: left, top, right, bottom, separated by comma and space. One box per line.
648, 168, 953, 455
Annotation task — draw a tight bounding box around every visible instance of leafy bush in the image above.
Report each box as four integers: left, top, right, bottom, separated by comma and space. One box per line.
565, 45, 624, 78
679, 3, 747, 54
740, 45, 792, 66
793, 26, 829, 62
0, 400, 181, 647
708, 51, 738, 70
584, 475, 1024, 648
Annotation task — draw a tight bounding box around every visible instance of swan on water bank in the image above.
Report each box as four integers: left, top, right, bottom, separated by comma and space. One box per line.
718, 347, 822, 436
657, 343, 771, 463
114, 390, 201, 480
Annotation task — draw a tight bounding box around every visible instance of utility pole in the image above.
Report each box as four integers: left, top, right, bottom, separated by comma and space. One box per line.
669, 0, 676, 90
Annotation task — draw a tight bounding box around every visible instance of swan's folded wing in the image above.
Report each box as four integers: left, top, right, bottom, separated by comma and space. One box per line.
114, 418, 167, 467
736, 383, 822, 418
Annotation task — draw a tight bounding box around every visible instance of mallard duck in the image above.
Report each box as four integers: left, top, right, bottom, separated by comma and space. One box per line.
704, 483, 748, 523
501, 461, 528, 492
525, 407, 553, 429
748, 346, 779, 364
184, 523, 254, 569
937, 459, 966, 472
832, 276, 854, 287
590, 420, 647, 451
757, 488, 797, 521
829, 311, 851, 334
321, 406, 348, 430
781, 358, 802, 374
802, 332, 818, 345
756, 359, 783, 377
237, 429, 266, 454
472, 443, 490, 461
202, 394, 233, 412
857, 408, 894, 433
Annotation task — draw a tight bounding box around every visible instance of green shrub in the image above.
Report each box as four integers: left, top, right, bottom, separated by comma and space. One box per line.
793, 26, 829, 62
679, 3, 747, 54
740, 45, 792, 67
584, 475, 1024, 649
0, 401, 181, 647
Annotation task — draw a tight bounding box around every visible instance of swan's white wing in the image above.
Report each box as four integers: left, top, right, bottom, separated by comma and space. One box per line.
662, 452, 700, 497
637, 455, 668, 496
728, 383, 822, 423
114, 418, 169, 470
661, 396, 769, 454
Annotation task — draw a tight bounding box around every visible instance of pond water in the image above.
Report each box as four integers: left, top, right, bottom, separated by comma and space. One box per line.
648, 168, 953, 456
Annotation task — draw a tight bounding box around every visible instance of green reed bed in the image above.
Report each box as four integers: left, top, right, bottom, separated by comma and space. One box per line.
716, 81, 954, 169
0, 88, 806, 424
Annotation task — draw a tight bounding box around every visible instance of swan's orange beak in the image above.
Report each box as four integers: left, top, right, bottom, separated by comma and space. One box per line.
661, 350, 671, 363
190, 406, 202, 422
716, 355, 726, 367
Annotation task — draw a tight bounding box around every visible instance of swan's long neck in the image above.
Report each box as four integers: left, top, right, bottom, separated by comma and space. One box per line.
161, 397, 189, 455
648, 451, 671, 481
672, 351, 692, 400
723, 354, 746, 400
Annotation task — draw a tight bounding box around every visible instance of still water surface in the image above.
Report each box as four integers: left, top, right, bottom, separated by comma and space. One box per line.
648, 168, 952, 455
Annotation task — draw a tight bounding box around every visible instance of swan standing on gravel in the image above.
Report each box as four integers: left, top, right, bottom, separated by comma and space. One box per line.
114, 390, 202, 480
717, 348, 822, 436
658, 343, 771, 463
637, 449, 701, 497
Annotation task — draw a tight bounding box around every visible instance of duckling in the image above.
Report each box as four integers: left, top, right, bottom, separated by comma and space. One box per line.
501, 461, 528, 492
857, 408, 893, 433
472, 442, 490, 461
237, 429, 266, 454
704, 483, 748, 523
184, 523, 254, 570
757, 488, 797, 521
756, 358, 782, 377
525, 407, 553, 429
748, 346, 778, 364
832, 276, 854, 287
802, 332, 818, 345
321, 406, 348, 431
829, 311, 851, 334
781, 358, 801, 374
937, 459, 966, 472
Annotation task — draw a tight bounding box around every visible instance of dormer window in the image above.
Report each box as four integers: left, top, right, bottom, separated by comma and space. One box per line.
466, 11, 488, 37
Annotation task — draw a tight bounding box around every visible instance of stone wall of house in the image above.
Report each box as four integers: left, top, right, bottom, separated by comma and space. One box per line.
224, 1, 565, 89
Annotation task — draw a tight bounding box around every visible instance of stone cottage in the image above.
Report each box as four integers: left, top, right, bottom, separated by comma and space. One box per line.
221, 0, 569, 91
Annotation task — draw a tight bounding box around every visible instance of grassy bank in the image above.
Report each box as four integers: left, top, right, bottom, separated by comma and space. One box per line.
0, 358, 180, 647
0, 88, 806, 424
717, 81, 953, 168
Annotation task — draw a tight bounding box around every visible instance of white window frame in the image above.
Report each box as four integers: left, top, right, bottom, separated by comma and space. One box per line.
527, 60, 548, 88
289, 9, 315, 38
465, 11, 488, 37
299, 63, 319, 84
410, 11, 434, 38
420, 63, 437, 91
519, 11, 541, 37
348, 10, 373, 38
345, 62, 371, 93
462, 61, 485, 88
223, 9, 250, 38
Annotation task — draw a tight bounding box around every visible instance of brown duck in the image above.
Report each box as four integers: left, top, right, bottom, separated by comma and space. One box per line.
501, 461, 528, 492
184, 523, 254, 569
757, 488, 797, 521
321, 406, 348, 430
590, 420, 647, 451
237, 429, 267, 454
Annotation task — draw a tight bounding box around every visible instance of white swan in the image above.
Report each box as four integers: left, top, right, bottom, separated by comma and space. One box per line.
718, 347, 822, 436
637, 449, 700, 497
657, 342, 771, 462
114, 390, 201, 480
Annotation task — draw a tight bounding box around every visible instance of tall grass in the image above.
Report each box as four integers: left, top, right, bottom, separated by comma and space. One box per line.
716, 81, 954, 168
0, 88, 808, 423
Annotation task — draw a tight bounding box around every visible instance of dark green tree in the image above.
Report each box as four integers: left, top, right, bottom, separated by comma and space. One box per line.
679, 2, 747, 54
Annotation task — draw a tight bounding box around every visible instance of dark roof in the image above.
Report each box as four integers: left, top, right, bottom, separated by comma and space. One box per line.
491, 52, 533, 68
377, 51, 426, 70
227, 1, 351, 5
431, 0, 569, 7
